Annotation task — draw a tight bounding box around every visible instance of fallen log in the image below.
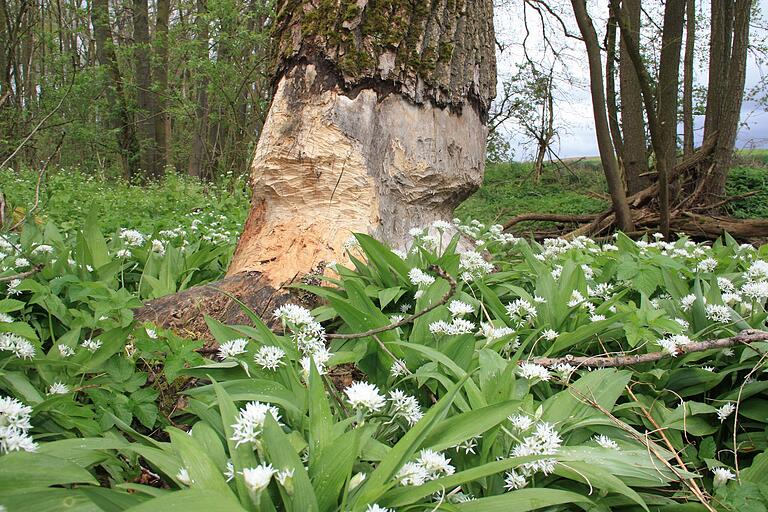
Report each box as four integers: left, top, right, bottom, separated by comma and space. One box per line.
133, 271, 299, 340
502, 213, 598, 231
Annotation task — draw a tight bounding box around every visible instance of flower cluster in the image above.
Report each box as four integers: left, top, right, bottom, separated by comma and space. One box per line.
505, 421, 562, 490
230, 401, 282, 447
0, 333, 35, 360
274, 304, 332, 377
0, 396, 37, 453
395, 449, 455, 486
344, 382, 386, 415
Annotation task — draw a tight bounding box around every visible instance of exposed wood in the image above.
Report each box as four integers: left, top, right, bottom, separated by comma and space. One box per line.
228, 0, 497, 286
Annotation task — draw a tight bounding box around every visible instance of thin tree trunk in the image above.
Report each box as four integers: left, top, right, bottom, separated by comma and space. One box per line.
682, 0, 695, 156
570, 0, 634, 233
605, 11, 624, 176
619, 0, 649, 195
187, 0, 209, 179
700, 0, 751, 202
153, 0, 171, 172
655, 0, 686, 237
92, 0, 137, 176
132, 0, 158, 178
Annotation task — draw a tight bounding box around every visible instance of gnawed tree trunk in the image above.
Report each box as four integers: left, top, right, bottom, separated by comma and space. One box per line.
137, 0, 497, 332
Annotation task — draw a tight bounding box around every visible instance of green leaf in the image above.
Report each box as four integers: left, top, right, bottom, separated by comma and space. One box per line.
0, 452, 98, 492
311, 428, 362, 512
168, 427, 235, 498
124, 490, 247, 512
455, 488, 593, 511
261, 414, 320, 512
422, 400, 520, 452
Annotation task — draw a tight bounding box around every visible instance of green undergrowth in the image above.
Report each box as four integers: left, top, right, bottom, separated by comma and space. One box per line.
0, 167, 250, 236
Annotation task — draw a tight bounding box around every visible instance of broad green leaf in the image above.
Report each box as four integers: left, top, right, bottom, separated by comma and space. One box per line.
455, 488, 592, 511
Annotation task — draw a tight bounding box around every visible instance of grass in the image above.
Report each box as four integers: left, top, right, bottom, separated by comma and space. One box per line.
457, 153, 768, 229
456, 161, 609, 231
0, 167, 250, 236
1, 151, 766, 239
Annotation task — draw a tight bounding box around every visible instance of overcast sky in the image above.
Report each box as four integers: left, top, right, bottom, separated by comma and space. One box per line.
493, 0, 768, 159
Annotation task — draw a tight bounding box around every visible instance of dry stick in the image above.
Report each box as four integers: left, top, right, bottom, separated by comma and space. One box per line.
327, 265, 457, 340
532, 329, 768, 367
570, 387, 716, 511
502, 213, 598, 232
0, 265, 43, 282
625, 386, 714, 511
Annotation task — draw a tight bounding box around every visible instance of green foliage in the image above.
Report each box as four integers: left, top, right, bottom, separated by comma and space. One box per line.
2, 210, 768, 510
726, 166, 768, 219
0, 167, 249, 236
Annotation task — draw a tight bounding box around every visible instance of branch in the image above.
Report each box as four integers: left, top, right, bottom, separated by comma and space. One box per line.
532, 329, 768, 367
503, 213, 598, 231
327, 266, 457, 340
0, 265, 43, 283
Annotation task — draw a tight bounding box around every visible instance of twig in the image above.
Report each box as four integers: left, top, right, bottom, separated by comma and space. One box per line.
625, 386, 714, 510
327, 265, 457, 340
572, 386, 715, 511
532, 329, 768, 367
0, 265, 43, 282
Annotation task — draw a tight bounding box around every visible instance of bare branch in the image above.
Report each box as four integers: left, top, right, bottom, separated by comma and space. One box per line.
533, 329, 768, 367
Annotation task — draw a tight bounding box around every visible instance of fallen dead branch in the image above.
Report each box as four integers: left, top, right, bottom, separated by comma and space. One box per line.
0, 265, 43, 282
502, 213, 598, 231
532, 329, 768, 367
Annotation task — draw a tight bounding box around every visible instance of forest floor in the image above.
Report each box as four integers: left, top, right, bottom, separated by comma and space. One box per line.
1, 149, 766, 239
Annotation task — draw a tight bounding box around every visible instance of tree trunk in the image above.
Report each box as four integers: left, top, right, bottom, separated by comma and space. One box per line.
187, 0, 209, 179
132, 0, 158, 178
570, 0, 634, 233
699, 0, 751, 202
227, 0, 497, 285
655, 0, 686, 237
605, 11, 624, 180
139, 0, 497, 332
682, 0, 695, 156
153, 0, 171, 171
92, 0, 138, 176
619, 0, 649, 195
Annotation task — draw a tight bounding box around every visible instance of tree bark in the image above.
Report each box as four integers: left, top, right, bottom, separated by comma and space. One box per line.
132, 0, 159, 178
682, 0, 695, 156
618, 0, 649, 195
187, 0, 209, 179
92, 0, 138, 176
227, 0, 497, 285
655, 0, 686, 237
570, 0, 634, 233
699, 0, 751, 202
605, 11, 624, 183
153, 0, 171, 171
